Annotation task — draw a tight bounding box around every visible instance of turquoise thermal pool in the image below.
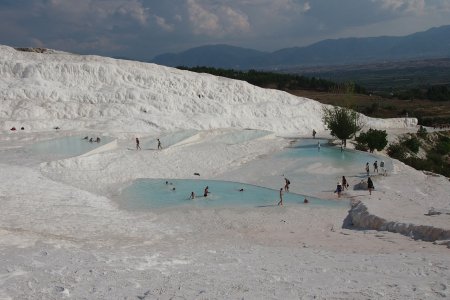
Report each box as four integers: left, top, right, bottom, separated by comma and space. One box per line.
27, 135, 114, 159
281, 138, 390, 168
274, 138, 392, 195
118, 179, 349, 210
141, 129, 198, 149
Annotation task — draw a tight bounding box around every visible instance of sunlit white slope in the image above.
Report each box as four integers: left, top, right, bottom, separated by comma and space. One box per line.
0, 45, 416, 134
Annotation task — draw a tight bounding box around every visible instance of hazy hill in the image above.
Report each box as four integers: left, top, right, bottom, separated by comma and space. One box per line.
151, 25, 450, 69
152, 44, 267, 69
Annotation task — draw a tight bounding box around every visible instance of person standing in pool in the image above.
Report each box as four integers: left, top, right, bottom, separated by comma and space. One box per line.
157, 138, 162, 150
278, 188, 283, 206
190, 192, 195, 199
367, 177, 374, 195
317, 141, 321, 152
373, 160, 378, 173
342, 176, 349, 190
204, 186, 209, 197
365, 162, 370, 176
136, 137, 141, 150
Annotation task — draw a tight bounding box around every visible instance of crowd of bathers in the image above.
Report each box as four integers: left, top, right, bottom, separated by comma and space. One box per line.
83, 136, 101, 143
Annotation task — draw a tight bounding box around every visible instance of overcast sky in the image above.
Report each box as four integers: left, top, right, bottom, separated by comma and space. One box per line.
0, 0, 449, 60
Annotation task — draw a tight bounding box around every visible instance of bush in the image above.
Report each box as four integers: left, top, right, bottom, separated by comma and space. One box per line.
402, 137, 420, 154
436, 135, 450, 155
387, 143, 407, 160
417, 126, 427, 138
427, 152, 443, 165
355, 143, 369, 152
403, 157, 430, 172
364, 103, 379, 115
356, 128, 388, 153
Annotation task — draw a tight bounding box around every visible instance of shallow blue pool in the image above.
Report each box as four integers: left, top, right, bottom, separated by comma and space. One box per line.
142, 129, 198, 149
118, 179, 348, 210
209, 129, 272, 144
273, 138, 392, 196
28, 135, 114, 159
281, 138, 385, 168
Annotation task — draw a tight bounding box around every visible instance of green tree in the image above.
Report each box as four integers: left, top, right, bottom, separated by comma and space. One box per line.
356, 128, 388, 153
322, 106, 362, 147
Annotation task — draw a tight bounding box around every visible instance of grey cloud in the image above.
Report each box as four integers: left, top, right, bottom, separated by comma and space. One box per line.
0, 0, 448, 60
186, 0, 250, 37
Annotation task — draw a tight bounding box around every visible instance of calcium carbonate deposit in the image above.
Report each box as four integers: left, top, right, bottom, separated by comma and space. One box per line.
0, 45, 448, 300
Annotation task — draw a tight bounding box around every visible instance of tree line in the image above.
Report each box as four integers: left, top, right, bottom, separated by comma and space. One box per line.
177, 66, 367, 94
177, 66, 449, 102
392, 85, 450, 101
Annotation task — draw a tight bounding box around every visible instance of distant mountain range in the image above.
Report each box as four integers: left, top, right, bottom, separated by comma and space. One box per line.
151, 25, 450, 70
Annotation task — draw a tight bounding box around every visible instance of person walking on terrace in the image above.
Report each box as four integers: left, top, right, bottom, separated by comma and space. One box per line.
136, 137, 141, 150
278, 188, 284, 206
284, 178, 290, 192
367, 177, 375, 195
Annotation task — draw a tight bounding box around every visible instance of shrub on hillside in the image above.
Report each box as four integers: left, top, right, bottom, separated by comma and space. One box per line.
403, 137, 420, 154
436, 135, 450, 155
417, 125, 427, 138
354, 143, 369, 152
356, 128, 388, 153
427, 152, 443, 165
403, 157, 430, 172
387, 143, 407, 160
